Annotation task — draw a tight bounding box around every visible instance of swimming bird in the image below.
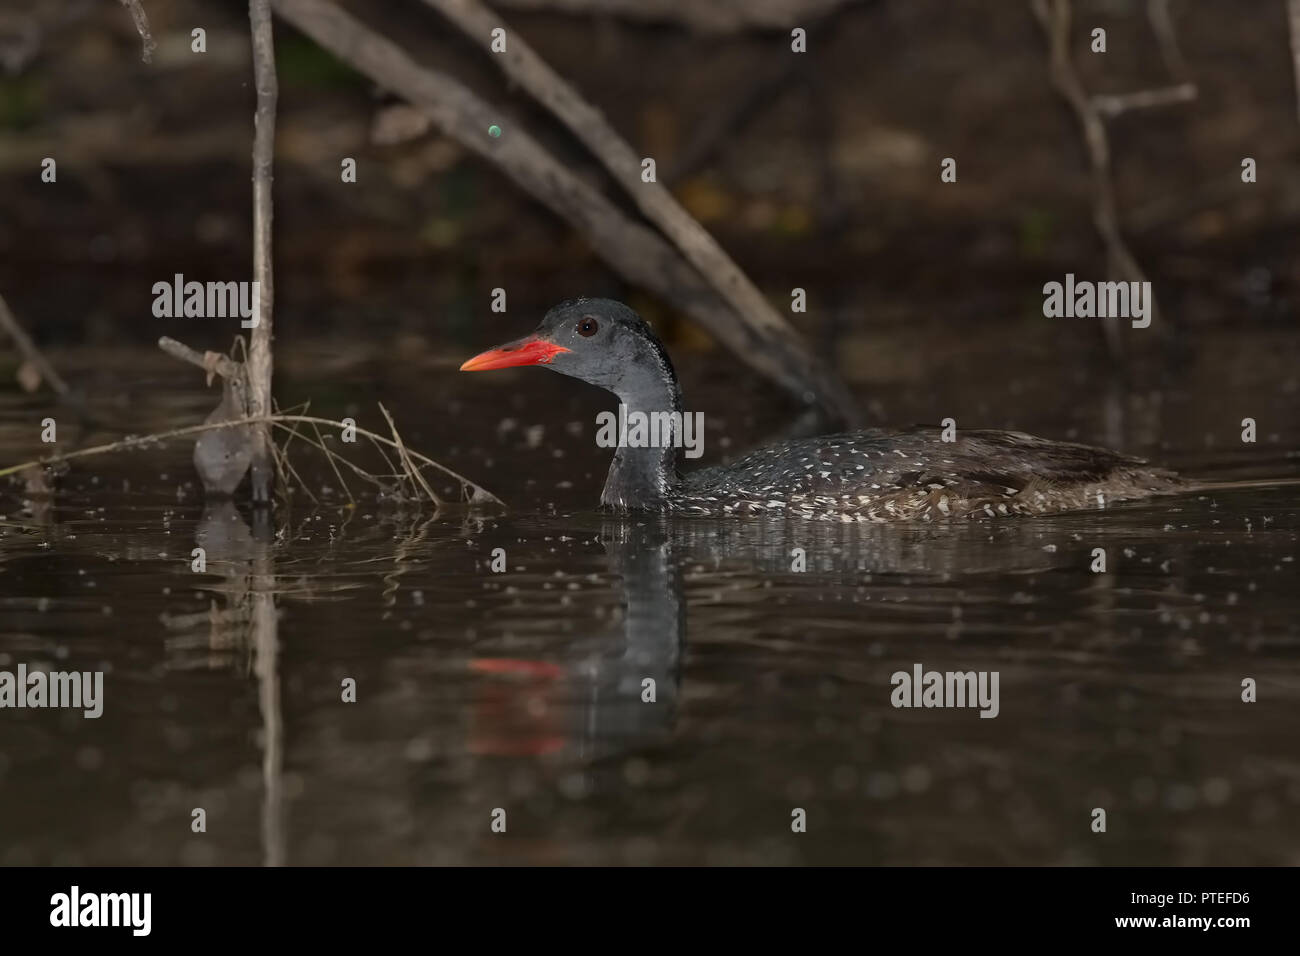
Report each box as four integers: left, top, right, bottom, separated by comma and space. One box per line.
460, 298, 1183, 521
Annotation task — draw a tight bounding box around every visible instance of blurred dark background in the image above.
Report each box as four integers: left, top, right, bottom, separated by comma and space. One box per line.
0, 0, 1297, 485
3, 1, 1297, 338
1, 1, 1298, 868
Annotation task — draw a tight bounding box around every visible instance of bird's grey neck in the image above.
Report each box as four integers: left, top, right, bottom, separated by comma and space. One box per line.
600, 366, 682, 511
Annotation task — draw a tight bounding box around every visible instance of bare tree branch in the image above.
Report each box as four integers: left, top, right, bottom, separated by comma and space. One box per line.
271, 0, 856, 422
1147, 0, 1189, 80
248, 0, 279, 504
1032, 0, 1160, 357
158, 335, 243, 381
0, 411, 505, 506
420, 0, 853, 421
116, 0, 156, 64
1090, 82, 1196, 118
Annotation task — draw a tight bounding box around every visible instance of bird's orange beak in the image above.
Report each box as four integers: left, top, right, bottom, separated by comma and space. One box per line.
460, 335, 571, 371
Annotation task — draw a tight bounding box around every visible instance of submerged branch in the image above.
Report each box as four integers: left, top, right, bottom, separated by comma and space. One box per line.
0, 414, 505, 508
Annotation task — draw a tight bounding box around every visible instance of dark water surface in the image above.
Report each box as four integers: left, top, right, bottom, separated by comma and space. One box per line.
0, 339, 1298, 866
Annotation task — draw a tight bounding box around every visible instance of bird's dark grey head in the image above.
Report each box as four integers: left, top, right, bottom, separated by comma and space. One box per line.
462, 297, 686, 510
461, 297, 680, 410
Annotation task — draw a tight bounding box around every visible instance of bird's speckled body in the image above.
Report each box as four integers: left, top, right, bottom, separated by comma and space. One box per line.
674, 428, 1179, 521
462, 299, 1181, 520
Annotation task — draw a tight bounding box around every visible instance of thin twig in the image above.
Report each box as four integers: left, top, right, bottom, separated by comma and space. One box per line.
117, 0, 156, 64
273, 440, 319, 504
366, 431, 403, 480
305, 417, 356, 503
1032, 0, 1158, 356
270, 421, 385, 491
265, 431, 293, 497
158, 336, 495, 503
379, 402, 442, 503
0, 292, 70, 396
159, 336, 241, 382
273, 398, 317, 500
1147, 0, 1189, 80
1091, 83, 1196, 118
275, 445, 317, 503
268, 401, 320, 505
0, 413, 505, 507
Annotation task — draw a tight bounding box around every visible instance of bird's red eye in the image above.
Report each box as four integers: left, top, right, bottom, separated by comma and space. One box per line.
578, 317, 598, 337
